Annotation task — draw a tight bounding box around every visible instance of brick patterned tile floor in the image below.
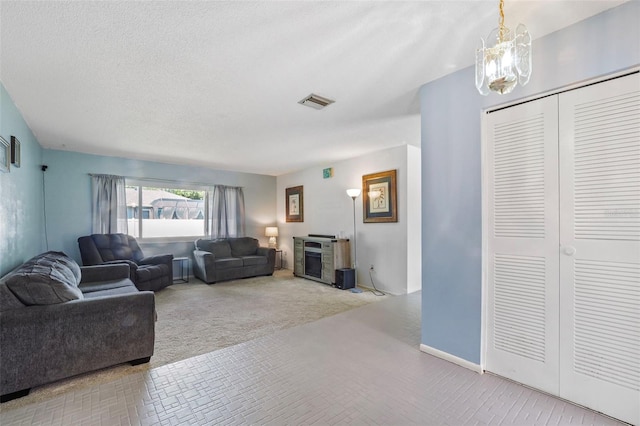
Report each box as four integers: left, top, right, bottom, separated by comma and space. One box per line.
0, 292, 624, 425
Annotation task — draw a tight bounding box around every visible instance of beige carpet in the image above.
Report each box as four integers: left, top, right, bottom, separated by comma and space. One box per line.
1, 270, 388, 410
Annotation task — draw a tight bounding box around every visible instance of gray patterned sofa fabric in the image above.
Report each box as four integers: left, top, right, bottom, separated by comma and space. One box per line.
3, 251, 83, 305
193, 237, 275, 284
0, 251, 155, 402
77, 233, 173, 292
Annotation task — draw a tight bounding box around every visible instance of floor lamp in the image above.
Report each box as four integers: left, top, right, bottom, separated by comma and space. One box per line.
346, 188, 361, 289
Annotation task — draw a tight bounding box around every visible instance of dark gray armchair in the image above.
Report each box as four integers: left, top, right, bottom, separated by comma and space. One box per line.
78, 233, 173, 292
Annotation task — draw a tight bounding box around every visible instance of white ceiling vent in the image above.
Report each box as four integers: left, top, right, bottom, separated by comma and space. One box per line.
298, 93, 335, 110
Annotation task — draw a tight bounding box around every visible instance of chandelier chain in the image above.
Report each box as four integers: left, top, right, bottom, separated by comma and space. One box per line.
498, 0, 506, 42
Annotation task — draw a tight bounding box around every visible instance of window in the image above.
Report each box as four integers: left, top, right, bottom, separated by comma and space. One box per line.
126, 185, 206, 239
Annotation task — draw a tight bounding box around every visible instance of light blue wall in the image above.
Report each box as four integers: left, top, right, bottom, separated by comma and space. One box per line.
0, 83, 45, 276
42, 149, 276, 265
420, 2, 640, 364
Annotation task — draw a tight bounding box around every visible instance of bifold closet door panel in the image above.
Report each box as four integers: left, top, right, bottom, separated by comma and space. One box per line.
485, 96, 560, 395
558, 72, 640, 426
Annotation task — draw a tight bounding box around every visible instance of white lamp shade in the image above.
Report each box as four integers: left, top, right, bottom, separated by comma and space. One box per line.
265, 227, 279, 237
346, 188, 361, 198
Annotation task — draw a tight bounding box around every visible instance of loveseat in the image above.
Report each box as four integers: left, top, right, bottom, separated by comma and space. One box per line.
193, 237, 275, 283
0, 251, 155, 402
78, 233, 173, 292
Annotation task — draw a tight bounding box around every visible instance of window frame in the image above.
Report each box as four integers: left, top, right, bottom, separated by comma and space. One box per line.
126, 179, 210, 243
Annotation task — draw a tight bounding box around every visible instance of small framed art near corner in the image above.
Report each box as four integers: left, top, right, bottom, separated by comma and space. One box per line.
10, 136, 21, 168
0, 136, 10, 173
285, 185, 304, 222
362, 169, 397, 223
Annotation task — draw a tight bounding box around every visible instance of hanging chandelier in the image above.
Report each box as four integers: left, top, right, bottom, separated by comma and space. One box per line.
476, 0, 532, 95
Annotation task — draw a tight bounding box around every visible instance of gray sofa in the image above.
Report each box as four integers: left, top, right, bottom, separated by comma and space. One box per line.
193, 237, 275, 283
0, 251, 155, 402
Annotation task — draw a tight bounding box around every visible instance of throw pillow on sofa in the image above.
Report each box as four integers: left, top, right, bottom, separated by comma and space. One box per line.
4, 251, 83, 305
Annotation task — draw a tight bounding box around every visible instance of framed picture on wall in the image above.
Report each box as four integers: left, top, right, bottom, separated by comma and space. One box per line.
362, 169, 397, 223
285, 185, 304, 222
0, 136, 10, 173
10, 136, 21, 168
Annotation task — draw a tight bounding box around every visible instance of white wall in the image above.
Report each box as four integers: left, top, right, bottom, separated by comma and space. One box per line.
276, 144, 420, 295
406, 145, 422, 293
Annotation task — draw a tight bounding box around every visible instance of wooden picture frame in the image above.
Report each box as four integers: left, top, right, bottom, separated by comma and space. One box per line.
285, 185, 304, 222
10, 136, 21, 168
0, 136, 9, 173
362, 169, 397, 223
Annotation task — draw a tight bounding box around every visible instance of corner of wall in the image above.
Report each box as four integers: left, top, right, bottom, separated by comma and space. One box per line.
276, 145, 416, 295
419, 1, 640, 365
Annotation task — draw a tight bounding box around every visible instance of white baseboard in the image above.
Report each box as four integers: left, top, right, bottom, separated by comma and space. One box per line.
419, 344, 484, 374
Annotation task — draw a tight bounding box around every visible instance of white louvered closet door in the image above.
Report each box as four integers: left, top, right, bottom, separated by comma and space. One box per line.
485, 96, 560, 395
558, 72, 640, 425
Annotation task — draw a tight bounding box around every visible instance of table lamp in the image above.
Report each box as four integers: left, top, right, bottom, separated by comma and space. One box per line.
265, 227, 279, 248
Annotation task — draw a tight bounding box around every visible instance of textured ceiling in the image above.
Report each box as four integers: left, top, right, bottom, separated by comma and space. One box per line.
0, 1, 627, 175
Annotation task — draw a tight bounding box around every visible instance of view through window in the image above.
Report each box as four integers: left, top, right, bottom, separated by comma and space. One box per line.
126, 186, 206, 238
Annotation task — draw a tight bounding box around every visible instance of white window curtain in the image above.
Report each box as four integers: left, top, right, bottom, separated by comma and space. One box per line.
208, 185, 245, 238
90, 174, 128, 234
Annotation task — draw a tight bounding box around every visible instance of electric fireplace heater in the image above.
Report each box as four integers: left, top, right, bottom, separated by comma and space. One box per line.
304, 241, 322, 279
